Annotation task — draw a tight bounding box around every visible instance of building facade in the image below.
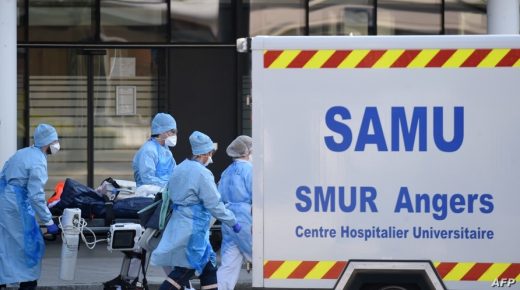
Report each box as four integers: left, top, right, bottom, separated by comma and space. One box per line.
14, 0, 514, 190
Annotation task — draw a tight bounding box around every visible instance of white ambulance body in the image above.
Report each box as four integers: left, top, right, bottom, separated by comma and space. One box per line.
245, 35, 520, 290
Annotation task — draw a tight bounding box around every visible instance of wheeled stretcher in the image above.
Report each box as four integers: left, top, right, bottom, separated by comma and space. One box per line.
44, 178, 222, 289
48, 178, 155, 233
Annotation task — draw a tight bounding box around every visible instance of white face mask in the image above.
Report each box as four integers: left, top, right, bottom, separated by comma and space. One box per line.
248, 154, 253, 163
165, 135, 177, 147
204, 156, 213, 167
50, 142, 60, 155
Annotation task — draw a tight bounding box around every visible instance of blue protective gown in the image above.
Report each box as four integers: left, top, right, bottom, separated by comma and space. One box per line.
0, 147, 53, 284
133, 138, 175, 187
150, 159, 237, 275
218, 160, 252, 261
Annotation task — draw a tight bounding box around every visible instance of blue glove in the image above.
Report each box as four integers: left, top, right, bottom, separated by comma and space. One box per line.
232, 223, 242, 233
47, 223, 60, 235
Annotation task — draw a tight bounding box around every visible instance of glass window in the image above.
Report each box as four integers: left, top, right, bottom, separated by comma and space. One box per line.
29, 48, 89, 190
18, 0, 26, 41
101, 0, 168, 42
28, 48, 162, 190
248, 0, 306, 36
445, 0, 487, 34
17, 48, 27, 148
309, 0, 374, 36
93, 49, 160, 185
171, 0, 235, 43
29, 0, 94, 42
377, 0, 441, 35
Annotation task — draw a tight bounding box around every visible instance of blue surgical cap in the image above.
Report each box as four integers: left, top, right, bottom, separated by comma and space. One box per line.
190, 131, 215, 155
151, 113, 177, 135
34, 123, 58, 147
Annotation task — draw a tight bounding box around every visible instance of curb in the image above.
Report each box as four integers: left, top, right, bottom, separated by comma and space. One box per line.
6, 282, 253, 290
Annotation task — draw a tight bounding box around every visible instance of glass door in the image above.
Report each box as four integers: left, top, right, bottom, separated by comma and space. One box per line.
92, 49, 163, 186
29, 48, 163, 191
29, 48, 89, 190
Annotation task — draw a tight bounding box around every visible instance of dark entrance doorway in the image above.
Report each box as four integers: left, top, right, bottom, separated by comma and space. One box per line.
167, 47, 239, 177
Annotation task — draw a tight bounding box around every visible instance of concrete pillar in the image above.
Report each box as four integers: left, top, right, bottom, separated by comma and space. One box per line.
0, 0, 17, 166
487, 0, 520, 34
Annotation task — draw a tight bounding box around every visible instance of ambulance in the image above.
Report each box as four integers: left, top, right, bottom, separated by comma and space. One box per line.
237, 35, 520, 290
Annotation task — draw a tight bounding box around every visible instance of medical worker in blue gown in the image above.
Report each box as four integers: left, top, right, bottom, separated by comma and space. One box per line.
217, 135, 253, 290
151, 131, 242, 290
133, 113, 178, 188
0, 124, 61, 290
133, 113, 197, 289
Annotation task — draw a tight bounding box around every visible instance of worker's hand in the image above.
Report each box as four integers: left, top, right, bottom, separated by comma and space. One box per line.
232, 223, 242, 233
46, 223, 60, 235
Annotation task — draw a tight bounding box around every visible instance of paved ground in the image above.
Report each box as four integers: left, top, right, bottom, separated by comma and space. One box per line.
5, 234, 252, 290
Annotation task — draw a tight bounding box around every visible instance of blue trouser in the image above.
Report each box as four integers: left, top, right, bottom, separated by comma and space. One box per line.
0, 280, 37, 290
159, 263, 217, 290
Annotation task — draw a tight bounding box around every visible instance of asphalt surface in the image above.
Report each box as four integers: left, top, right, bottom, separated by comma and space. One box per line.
4, 234, 252, 290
